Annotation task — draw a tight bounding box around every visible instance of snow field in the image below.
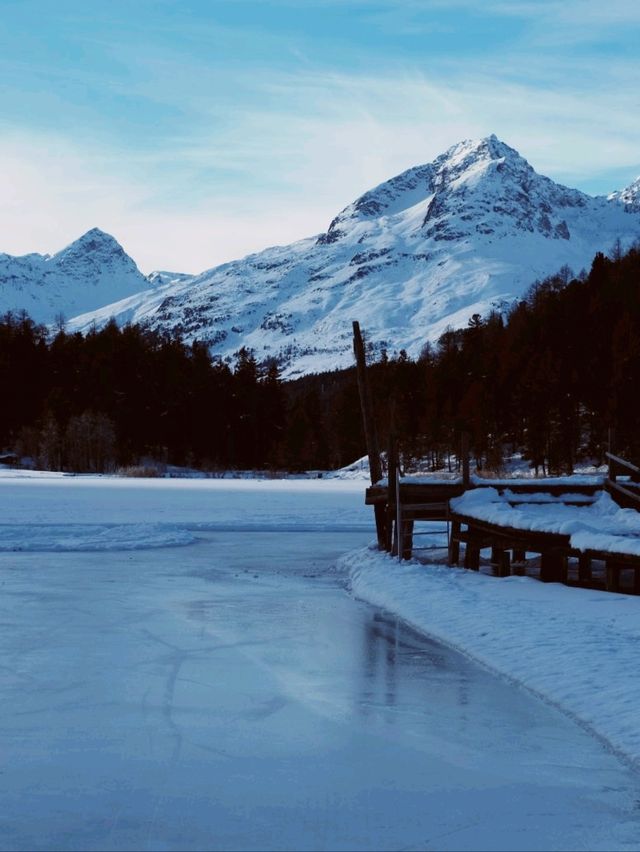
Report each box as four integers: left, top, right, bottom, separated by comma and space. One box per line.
342, 545, 640, 767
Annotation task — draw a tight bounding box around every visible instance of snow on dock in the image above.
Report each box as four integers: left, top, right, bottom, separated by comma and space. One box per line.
451, 487, 640, 558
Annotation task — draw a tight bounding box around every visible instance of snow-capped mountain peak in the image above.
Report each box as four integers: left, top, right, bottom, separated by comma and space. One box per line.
4, 136, 640, 376
52, 228, 139, 275
0, 228, 150, 323
320, 134, 587, 248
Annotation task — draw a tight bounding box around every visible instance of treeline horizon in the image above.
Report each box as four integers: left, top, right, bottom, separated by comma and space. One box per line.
1, 243, 639, 475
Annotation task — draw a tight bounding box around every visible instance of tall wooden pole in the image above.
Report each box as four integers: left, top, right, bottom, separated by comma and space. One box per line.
353, 321, 385, 547
387, 432, 397, 554
461, 431, 470, 489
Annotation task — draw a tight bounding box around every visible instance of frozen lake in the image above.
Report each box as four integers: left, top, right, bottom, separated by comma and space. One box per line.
1, 477, 639, 850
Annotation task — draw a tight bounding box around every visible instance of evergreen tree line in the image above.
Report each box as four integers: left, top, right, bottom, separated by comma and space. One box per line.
0, 320, 286, 472
286, 244, 640, 475
1, 245, 639, 474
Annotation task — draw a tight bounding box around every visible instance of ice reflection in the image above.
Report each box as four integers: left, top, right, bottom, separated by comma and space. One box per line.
360, 610, 472, 724
1, 528, 640, 851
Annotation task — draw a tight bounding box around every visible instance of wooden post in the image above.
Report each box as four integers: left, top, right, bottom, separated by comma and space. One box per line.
540, 551, 566, 583
386, 434, 397, 553
464, 536, 480, 570
608, 427, 616, 483
448, 519, 461, 566
461, 432, 470, 489
491, 548, 511, 577
391, 464, 402, 562
605, 559, 621, 593
401, 520, 414, 560
512, 548, 526, 575
499, 550, 511, 578
578, 553, 592, 584
353, 321, 385, 547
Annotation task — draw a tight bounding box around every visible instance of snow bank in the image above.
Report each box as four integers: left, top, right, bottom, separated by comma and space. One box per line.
452, 487, 640, 556
342, 546, 640, 766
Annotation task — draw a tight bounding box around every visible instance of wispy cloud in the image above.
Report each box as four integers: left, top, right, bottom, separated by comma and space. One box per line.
1, 0, 638, 271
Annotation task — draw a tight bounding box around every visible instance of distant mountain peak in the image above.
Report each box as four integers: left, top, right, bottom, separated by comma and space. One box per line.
0, 228, 150, 323
320, 134, 584, 247
81, 226, 111, 239
5, 136, 640, 376
442, 133, 519, 162
55, 227, 127, 260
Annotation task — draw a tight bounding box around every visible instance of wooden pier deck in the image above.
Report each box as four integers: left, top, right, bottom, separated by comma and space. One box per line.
365, 467, 640, 594
351, 319, 640, 593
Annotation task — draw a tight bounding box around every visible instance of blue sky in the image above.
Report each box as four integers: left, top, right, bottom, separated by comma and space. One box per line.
1, 0, 639, 271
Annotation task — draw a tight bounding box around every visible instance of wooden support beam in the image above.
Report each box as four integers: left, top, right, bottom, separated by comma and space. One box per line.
385, 506, 394, 553
386, 434, 397, 553
401, 520, 414, 561
578, 553, 592, 584
607, 427, 616, 483
448, 520, 461, 566
353, 321, 385, 548
605, 559, 622, 593
461, 432, 470, 489
490, 549, 511, 578
389, 436, 402, 558
540, 551, 566, 583
464, 540, 480, 571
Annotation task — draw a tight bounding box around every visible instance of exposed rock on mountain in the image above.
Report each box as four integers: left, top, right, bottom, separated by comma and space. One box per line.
0, 228, 152, 323
4, 138, 640, 375
609, 176, 640, 212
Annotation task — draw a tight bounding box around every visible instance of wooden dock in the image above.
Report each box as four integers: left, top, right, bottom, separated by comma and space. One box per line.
365, 471, 640, 594
352, 320, 640, 594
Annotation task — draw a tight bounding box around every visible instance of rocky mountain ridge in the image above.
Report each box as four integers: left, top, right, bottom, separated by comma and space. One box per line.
3, 136, 640, 375
0, 228, 153, 323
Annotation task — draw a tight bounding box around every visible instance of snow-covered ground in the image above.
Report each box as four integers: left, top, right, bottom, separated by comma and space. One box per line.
2, 473, 640, 850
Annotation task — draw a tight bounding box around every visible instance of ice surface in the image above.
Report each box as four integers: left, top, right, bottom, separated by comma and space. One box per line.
1, 476, 640, 850
345, 545, 640, 769
0, 522, 195, 551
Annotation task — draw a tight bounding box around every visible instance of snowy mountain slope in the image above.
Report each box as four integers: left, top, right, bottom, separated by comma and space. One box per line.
609, 175, 640, 211
0, 228, 153, 323
5, 137, 640, 375
68, 136, 640, 376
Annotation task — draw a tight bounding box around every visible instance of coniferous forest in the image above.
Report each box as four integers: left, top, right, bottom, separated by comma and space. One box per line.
1, 245, 639, 475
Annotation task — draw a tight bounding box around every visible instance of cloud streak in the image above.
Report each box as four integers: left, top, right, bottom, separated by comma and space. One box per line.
0, 0, 638, 271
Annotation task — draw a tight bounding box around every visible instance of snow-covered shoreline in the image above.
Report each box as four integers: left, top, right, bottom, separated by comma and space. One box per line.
342, 545, 640, 767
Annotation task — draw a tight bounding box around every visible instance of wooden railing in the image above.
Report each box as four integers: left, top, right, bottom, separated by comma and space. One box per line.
605, 451, 640, 509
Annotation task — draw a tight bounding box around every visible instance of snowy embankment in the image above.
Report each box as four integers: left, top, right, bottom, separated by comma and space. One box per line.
342, 546, 640, 766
